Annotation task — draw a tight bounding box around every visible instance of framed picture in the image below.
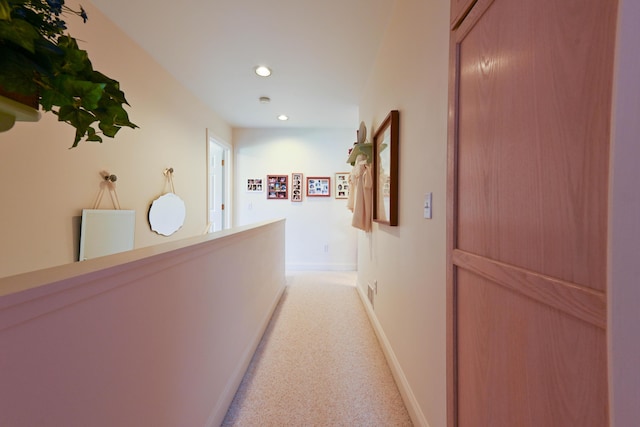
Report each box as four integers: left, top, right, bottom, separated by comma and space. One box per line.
306, 177, 331, 197
335, 172, 350, 199
267, 175, 288, 200
373, 110, 399, 225
291, 173, 303, 202
246, 178, 263, 192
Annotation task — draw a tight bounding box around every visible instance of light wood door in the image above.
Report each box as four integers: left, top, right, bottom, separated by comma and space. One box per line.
450, 0, 476, 28
447, 0, 618, 425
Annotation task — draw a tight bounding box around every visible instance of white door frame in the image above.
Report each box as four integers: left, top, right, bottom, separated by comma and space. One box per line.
206, 129, 232, 232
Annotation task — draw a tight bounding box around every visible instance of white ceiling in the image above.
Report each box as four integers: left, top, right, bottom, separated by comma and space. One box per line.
91, 0, 396, 129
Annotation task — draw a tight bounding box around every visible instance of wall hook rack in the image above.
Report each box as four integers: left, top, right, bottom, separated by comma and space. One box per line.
103, 173, 118, 182
163, 168, 177, 194
92, 171, 121, 209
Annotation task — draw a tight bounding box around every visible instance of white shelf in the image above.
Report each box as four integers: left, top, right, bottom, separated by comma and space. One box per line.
0, 94, 41, 131
347, 142, 372, 165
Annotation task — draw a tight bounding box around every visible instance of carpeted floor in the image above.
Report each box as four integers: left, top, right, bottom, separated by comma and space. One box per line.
221, 270, 413, 426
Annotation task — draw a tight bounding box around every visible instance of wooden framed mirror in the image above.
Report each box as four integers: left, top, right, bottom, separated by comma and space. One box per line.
373, 110, 399, 226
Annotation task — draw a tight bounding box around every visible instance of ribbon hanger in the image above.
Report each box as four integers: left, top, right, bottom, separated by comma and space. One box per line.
92, 171, 121, 210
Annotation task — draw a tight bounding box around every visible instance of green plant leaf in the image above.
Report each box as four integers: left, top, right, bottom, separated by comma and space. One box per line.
90, 71, 117, 85
40, 76, 74, 111
0, 46, 40, 94
104, 84, 128, 105
99, 121, 121, 138
2, 13, 137, 146
72, 129, 83, 147
0, 19, 39, 53
114, 110, 137, 128
97, 103, 136, 128
0, 0, 11, 21
53, 36, 92, 74
58, 105, 98, 147
66, 80, 105, 110
86, 126, 102, 142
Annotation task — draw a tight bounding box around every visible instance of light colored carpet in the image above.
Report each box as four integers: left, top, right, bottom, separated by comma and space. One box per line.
221, 270, 413, 426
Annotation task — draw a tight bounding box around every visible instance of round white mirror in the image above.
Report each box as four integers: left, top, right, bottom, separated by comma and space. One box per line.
148, 193, 186, 236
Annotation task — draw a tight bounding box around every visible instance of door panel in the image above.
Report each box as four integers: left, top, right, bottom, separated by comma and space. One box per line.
450, 0, 476, 29
457, 269, 607, 426
447, 0, 617, 425
455, 0, 616, 291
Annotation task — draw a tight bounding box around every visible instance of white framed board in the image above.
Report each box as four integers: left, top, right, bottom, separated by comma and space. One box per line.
79, 209, 135, 261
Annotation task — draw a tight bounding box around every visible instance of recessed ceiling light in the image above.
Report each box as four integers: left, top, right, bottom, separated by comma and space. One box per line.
277, 114, 289, 121
255, 66, 272, 77
259, 96, 271, 104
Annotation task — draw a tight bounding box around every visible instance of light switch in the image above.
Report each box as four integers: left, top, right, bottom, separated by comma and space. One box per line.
424, 192, 432, 219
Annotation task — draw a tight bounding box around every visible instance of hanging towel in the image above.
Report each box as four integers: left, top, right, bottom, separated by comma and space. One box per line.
350, 155, 372, 232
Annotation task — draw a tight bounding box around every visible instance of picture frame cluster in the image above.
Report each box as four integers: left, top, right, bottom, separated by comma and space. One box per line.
246, 178, 263, 192
307, 177, 331, 197
246, 172, 350, 201
335, 173, 349, 199
291, 173, 303, 202
266, 175, 288, 199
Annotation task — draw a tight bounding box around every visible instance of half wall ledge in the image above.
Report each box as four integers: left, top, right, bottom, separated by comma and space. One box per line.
0, 219, 286, 427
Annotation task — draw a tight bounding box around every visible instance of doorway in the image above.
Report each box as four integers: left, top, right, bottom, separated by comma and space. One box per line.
207, 131, 231, 233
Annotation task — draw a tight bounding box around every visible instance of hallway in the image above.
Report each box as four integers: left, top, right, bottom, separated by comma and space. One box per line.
222, 271, 412, 426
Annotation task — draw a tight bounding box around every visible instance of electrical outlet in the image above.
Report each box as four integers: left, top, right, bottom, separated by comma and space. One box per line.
324, 244, 329, 253
367, 285, 374, 308
374, 280, 378, 294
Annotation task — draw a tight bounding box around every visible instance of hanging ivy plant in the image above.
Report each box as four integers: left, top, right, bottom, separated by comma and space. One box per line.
0, 0, 137, 147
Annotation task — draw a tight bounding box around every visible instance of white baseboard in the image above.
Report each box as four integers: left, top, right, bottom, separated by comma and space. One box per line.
205, 282, 287, 427
285, 262, 357, 271
356, 282, 431, 427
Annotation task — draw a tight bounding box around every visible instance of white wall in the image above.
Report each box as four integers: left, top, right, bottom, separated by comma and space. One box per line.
356, 0, 450, 426
356, 1, 640, 427
233, 128, 357, 271
0, 0, 231, 278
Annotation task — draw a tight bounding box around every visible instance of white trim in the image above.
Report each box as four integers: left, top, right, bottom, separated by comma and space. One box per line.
356, 281, 430, 427
285, 263, 357, 271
